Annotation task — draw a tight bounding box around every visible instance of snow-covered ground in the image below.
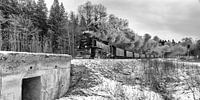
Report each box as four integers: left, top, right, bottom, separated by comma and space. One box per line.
58, 59, 200, 100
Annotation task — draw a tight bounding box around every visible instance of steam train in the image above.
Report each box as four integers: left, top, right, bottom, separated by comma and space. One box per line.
78, 31, 141, 59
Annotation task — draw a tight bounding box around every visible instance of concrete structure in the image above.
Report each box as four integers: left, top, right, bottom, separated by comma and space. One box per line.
0, 51, 72, 100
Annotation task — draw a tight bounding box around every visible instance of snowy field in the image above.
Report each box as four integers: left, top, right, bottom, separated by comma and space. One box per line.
58, 59, 200, 100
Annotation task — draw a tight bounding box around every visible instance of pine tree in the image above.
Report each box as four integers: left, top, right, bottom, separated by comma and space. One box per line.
0, 0, 19, 51
48, 0, 61, 53
36, 0, 48, 52
58, 3, 68, 54
9, 14, 40, 52
69, 12, 79, 57
48, 0, 68, 54
79, 15, 87, 31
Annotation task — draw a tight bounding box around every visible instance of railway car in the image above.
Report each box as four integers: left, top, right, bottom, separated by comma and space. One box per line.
93, 40, 111, 58
96, 41, 110, 53
141, 54, 145, 58
134, 53, 139, 58
115, 48, 125, 58
126, 51, 134, 58
79, 31, 143, 59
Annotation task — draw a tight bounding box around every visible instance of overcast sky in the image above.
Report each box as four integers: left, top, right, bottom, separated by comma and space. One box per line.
44, 0, 200, 41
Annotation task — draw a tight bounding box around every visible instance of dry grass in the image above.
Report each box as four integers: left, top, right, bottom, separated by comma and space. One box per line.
58, 59, 200, 100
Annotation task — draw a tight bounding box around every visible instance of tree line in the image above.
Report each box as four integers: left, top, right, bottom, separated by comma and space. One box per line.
0, 0, 80, 57
0, 0, 200, 58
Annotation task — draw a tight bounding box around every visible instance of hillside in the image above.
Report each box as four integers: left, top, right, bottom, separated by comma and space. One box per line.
58, 59, 200, 100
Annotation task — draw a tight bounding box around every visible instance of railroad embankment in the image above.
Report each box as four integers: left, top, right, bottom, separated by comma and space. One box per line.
59, 59, 200, 100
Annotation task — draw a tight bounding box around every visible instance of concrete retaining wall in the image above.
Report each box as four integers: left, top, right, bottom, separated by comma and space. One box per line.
0, 51, 71, 100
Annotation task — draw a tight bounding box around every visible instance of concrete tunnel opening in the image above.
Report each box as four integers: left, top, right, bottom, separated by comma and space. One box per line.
22, 76, 41, 100
0, 52, 71, 100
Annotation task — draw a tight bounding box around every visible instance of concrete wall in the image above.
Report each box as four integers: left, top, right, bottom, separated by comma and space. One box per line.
0, 51, 71, 100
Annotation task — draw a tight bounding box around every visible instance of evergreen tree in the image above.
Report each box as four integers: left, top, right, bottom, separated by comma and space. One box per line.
58, 3, 68, 54
48, 0, 61, 53
79, 15, 87, 31
69, 12, 80, 57
48, 0, 68, 54
9, 14, 40, 52
36, 0, 48, 52
0, 0, 19, 51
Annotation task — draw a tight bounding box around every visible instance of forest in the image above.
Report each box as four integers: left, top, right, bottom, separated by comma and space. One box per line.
0, 0, 200, 58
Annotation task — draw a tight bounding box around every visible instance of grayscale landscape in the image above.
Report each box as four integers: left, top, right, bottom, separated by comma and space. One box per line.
0, 0, 200, 100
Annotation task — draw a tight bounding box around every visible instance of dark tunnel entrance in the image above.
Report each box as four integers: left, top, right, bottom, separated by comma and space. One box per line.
22, 76, 41, 100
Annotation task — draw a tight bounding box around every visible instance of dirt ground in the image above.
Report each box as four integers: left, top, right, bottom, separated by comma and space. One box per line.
58, 59, 200, 100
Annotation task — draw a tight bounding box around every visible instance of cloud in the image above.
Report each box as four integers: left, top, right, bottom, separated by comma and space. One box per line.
45, 0, 200, 41
113, 0, 200, 41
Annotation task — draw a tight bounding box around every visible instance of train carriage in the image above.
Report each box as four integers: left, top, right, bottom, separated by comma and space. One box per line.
116, 48, 125, 58
96, 41, 110, 54
79, 31, 160, 59
134, 53, 140, 58
126, 51, 133, 58
94, 41, 111, 58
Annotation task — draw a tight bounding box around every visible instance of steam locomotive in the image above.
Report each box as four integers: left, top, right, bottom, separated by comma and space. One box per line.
78, 31, 139, 59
